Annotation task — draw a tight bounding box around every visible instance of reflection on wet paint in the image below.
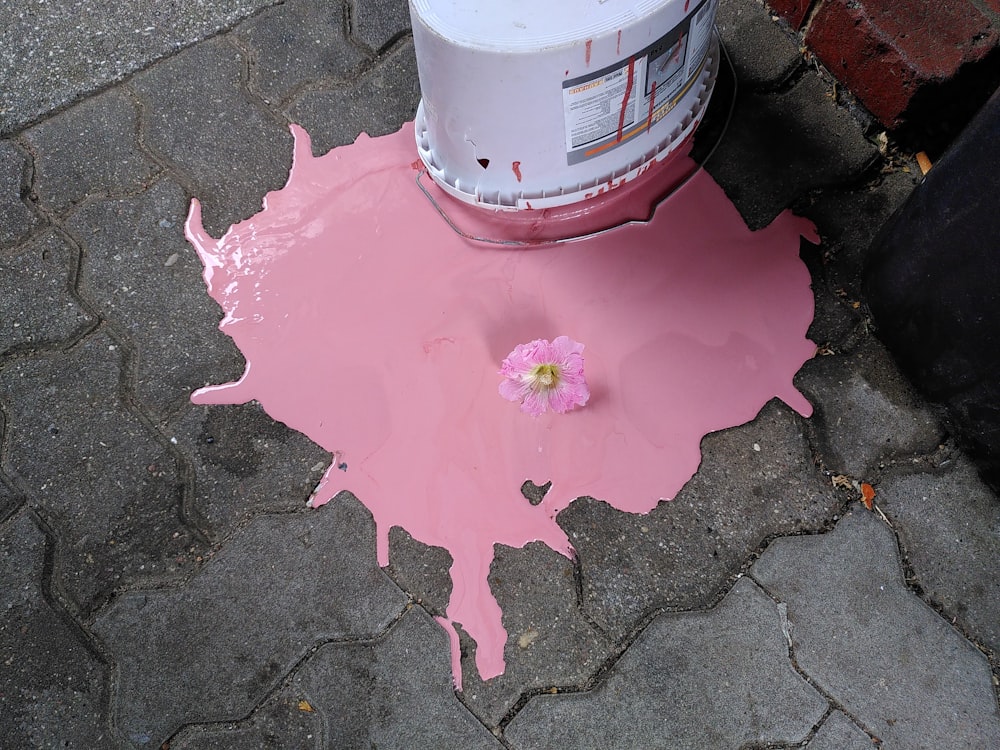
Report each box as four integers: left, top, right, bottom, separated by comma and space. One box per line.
185, 123, 817, 687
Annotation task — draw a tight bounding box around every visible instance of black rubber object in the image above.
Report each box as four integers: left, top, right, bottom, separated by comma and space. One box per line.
865, 85, 1000, 489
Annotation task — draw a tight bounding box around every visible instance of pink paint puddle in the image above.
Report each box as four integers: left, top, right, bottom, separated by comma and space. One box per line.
185, 123, 817, 686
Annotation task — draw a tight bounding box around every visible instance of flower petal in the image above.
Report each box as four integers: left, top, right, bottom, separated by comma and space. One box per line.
551, 335, 585, 360
499, 377, 531, 403
520, 389, 549, 417
547, 380, 590, 413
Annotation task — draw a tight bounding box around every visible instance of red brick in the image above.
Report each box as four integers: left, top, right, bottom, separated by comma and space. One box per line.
805, 0, 999, 127
766, 0, 814, 29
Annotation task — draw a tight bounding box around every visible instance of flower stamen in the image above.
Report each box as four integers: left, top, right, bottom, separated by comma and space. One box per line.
530, 363, 560, 390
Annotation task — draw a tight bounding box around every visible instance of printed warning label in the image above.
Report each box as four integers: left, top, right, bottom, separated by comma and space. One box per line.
563, 58, 645, 151
562, 0, 717, 165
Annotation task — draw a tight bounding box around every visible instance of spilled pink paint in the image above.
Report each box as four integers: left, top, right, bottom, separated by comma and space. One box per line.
185, 123, 817, 686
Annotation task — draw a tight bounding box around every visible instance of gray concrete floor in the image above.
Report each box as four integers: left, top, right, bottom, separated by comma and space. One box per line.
2, 1, 999, 748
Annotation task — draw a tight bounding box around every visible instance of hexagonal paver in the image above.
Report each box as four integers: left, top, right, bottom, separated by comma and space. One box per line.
560, 400, 840, 638
0, 230, 95, 356
350, 0, 411, 52
286, 39, 420, 157
129, 36, 294, 237
66, 178, 245, 419
794, 336, 944, 477
386, 525, 454, 616
803, 168, 920, 298
293, 608, 504, 749
805, 278, 864, 352
389, 528, 616, 728
235, 0, 370, 106
389, 526, 614, 729
705, 72, 878, 229
92, 496, 407, 748
716, 0, 801, 88
1, 511, 109, 748
169, 682, 321, 749
0, 331, 204, 614
877, 457, 1000, 655
753, 509, 1000, 748
460, 542, 613, 727
169, 402, 331, 538
0, 0, 282, 135
23, 89, 160, 215
505, 577, 827, 748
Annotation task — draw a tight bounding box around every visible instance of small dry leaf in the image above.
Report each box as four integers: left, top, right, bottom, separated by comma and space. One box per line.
860, 482, 876, 511
876, 131, 889, 156
831, 474, 853, 489
297, 700, 314, 712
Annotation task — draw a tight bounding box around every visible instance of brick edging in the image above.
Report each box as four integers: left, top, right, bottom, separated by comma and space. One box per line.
766, 0, 1000, 146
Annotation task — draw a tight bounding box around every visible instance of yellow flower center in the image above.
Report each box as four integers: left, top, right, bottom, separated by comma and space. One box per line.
529, 363, 561, 390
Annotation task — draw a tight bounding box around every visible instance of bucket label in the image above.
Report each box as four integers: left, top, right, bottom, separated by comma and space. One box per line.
562, 0, 717, 165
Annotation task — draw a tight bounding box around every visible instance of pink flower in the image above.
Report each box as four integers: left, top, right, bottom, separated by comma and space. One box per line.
499, 336, 590, 417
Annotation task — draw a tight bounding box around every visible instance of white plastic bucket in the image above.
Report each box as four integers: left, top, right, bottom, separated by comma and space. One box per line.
410, 0, 720, 212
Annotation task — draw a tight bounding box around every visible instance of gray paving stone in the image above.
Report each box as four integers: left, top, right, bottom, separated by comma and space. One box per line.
0, 0, 281, 135
459, 542, 614, 727
878, 457, 1000, 655
287, 39, 421, 157
803, 168, 920, 299
387, 525, 454, 616
0, 140, 42, 246
717, 0, 802, 89
235, 0, 370, 107
0, 230, 95, 356
753, 509, 1000, 749
23, 89, 160, 216
130, 36, 294, 238
706, 72, 879, 230
805, 710, 873, 750
66, 178, 245, 419
0, 331, 204, 614
170, 403, 331, 538
294, 607, 504, 749
0, 512, 109, 748
559, 399, 840, 637
505, 577, 827, 749
805, 280, 864, 352
794, 336, 944, 477
92, 496, 408, 749
390, 530, 613, 727
349, 0, 411, 52
170, 682, 322, 749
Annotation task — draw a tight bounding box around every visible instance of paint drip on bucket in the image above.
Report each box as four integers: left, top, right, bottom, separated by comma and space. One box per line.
411, 0, 721, 219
